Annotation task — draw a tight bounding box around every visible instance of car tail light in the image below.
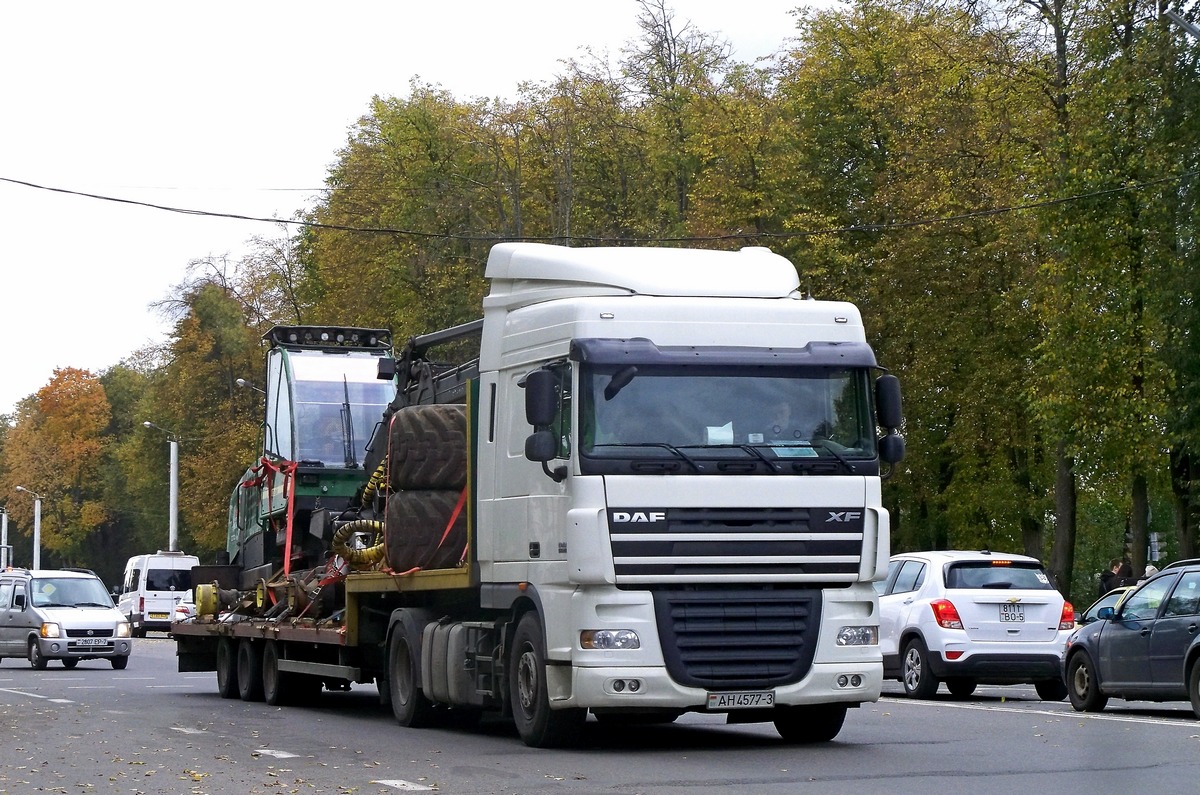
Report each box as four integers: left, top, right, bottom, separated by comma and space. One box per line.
138, 596, 144, 614
931, 599, 963, 629
1059, 601, 1074, 630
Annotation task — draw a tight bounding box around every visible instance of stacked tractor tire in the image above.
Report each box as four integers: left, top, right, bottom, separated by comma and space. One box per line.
385, 404, 469, 571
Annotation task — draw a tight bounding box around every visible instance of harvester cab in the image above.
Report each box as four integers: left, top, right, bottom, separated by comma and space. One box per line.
225, 326, 397, 589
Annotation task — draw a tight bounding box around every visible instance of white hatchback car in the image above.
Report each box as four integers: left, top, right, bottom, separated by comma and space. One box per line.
876, 550, 1074, 700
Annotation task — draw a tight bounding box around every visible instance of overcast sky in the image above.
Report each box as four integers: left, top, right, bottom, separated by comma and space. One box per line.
0, 1, 808, 417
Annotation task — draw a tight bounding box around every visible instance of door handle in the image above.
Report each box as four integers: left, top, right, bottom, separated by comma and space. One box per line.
1189, 624, 1198, 635
1140, 627, 1151, 637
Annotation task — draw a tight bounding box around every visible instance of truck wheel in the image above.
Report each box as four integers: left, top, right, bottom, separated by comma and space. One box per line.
388, 624, 435, 727
110, 656, 129, 670
28, 640, 48, 670
1067, 652, 1108, 712
262, 641, 291, 706
216, 638, 239, 699
237, 640, 264, 702
773, 703, 848, 743
901, 638, 939, 699
509, 612, 585, 748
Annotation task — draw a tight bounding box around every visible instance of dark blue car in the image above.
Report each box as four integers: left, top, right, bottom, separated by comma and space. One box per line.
1063, 561, 1200, 716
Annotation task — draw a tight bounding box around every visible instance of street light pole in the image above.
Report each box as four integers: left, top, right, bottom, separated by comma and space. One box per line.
143, 421, 180, 552
15, 486, 42, 569
0, 507, 8, 569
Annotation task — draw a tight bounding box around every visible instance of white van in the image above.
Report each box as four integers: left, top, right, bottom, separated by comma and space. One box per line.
116, 551, 199, 637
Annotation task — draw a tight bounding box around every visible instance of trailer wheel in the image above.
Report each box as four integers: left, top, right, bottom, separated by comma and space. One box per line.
773, 703, 848, 743
237, 639, 264, 702
216, 638, 238, 699
388, 623, 435, 727
262, 641, 292, 706
509, 612, 585, 748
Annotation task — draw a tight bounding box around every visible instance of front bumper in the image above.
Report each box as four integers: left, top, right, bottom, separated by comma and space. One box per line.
37, 637, 132, 659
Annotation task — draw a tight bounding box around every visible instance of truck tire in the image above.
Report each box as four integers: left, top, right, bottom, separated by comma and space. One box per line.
388, 404, 467, 491
237, 639, 265, 702
385, 490, 468, 571
262, 641, 292, 706
216, 638, 239, 699
773, 703, 848, 743
388, 619, 435, 728
509, 612, 585, 748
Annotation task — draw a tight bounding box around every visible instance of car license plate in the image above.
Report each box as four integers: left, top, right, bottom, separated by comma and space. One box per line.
149, 612, 169, 620
706, 690, 775, 709
76, 637, 107, 646
999, 603, 1025, 622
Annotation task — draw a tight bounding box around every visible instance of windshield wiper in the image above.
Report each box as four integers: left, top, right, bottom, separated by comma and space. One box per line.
610, 442, 702, 473
809, 440, 857, 473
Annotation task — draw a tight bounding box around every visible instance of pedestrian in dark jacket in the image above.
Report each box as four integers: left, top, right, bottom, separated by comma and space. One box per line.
1099, 558, 1124, 596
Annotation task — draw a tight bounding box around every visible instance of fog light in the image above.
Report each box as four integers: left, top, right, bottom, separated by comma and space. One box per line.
837, 675, 849, 687
836, 626, 878, 646
613, 679, 626, 692
627, 679, 641, 692
851, 674, 863, 687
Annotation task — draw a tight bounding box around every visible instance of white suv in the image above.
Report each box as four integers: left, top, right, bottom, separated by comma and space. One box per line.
876, 550, 1073, 700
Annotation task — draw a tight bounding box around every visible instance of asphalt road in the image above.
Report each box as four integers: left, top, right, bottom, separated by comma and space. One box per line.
1, 636, 1197, 794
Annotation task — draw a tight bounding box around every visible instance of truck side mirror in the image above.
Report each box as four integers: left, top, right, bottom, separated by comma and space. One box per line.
524, 369, 559, 427
14, 592, 25, 610
525, 429, 567, 483
879, 432, 905, 464
875, 374, 903, 430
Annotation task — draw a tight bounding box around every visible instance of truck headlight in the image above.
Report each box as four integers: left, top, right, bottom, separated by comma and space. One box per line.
580, 629, 641, 650
836, 626, 878, 646
116, 621, 132, 638
40, 622, 62, 639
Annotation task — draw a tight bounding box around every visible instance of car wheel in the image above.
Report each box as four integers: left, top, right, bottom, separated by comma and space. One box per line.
946, 677, 977, 698
1188, 661, 1200, 720
1035, 678, 1068, 702
902, 638, 939, 698
28, 640, 48, 671
773, 703, 848, 743
1067, 652, 1108, 712
111, 655, 129, 670
62, 658, 80, 669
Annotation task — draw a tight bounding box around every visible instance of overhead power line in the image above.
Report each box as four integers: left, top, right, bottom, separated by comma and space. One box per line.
1, 171, 1196, 246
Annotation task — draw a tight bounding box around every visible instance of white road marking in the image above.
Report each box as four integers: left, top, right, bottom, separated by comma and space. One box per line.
0, 687, 72, 703
172, 727, 207, 734
879, 695, 1197, 727
373, 781, 434, 791
254, 749, 300, 758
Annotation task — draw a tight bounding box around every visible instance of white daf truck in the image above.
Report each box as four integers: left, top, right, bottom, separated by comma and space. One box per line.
174, 242, 904, 748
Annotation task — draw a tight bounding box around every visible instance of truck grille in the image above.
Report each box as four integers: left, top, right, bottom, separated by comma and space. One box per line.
652, 588, 821, 688
609, 507, 864, 584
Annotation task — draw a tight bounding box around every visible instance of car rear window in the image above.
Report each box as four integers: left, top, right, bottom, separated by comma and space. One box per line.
145, 568, 192, 591
945, 561, 1054, 590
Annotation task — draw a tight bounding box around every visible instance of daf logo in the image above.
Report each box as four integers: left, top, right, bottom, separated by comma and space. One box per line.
612, 511, 667, 523
827, 511, 863, 523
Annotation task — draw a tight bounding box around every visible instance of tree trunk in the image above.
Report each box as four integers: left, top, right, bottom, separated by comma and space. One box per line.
1048, 438, 1077, 599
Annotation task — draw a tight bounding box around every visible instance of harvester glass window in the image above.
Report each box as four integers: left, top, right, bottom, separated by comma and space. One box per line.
546, 363, 572, 459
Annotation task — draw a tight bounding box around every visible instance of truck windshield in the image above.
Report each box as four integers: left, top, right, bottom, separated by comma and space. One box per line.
579, 362, 876, 470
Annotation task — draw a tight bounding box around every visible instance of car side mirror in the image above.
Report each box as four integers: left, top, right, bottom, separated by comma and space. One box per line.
1097, 606, 1114, 620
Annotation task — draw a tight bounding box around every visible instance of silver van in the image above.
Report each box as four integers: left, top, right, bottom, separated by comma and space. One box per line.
0, 569, 132, 669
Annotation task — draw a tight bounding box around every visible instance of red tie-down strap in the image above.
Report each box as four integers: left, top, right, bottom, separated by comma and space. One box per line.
241, 456, 299, 577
